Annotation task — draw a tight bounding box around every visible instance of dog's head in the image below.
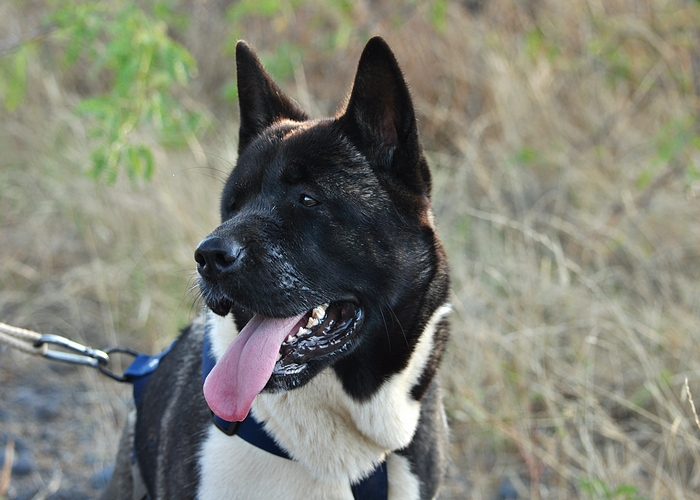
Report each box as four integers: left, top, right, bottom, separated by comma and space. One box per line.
197, 38, 448, 421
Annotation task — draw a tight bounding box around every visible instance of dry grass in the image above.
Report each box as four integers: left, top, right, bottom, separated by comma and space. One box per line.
2, 0, 700, 498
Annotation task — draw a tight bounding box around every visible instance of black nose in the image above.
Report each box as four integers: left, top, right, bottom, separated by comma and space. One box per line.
194, 237, 242, 279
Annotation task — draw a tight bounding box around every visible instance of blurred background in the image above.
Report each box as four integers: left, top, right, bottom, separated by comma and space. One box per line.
1, 0, 700, 498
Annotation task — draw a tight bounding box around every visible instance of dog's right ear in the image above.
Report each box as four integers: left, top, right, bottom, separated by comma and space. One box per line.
235, 41, 308, 153
340, 37, 430, 197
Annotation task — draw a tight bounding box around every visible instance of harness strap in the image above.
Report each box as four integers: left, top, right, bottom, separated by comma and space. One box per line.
201, 333, 294, 459
353, 461, 389, 499
124, 341, 176, 408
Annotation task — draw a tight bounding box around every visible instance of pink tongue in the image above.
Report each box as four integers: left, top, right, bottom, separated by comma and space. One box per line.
203, 313, 306, 422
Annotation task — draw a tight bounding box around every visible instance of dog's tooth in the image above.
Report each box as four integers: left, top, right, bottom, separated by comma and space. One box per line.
298, 326, 308, 336
286, 334, 295, 343
312, 305, 326, 320
276, 353, 282, 361
306, 317, 319, 328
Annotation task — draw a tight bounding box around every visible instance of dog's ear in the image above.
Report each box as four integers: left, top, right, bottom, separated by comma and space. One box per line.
340, 37, 430, 195
235, 41, 309, 153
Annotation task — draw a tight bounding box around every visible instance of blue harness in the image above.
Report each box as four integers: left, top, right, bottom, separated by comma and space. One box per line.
124, 331, 388, 499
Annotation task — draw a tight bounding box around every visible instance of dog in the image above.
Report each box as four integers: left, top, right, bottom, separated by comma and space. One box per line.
102, 36, 451, 500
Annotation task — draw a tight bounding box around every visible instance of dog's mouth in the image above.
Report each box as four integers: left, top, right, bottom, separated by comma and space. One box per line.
274, 301, 362, 374
203, 300, 363, 422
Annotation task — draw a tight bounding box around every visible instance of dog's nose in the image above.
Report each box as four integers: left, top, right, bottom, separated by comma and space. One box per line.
194, 237, 242, 279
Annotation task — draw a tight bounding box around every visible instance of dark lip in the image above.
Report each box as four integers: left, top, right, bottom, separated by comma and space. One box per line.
206, 296, 234, 317
200, 280, 360, 320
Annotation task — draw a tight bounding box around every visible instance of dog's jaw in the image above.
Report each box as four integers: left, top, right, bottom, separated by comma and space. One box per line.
203, 300, 366, 421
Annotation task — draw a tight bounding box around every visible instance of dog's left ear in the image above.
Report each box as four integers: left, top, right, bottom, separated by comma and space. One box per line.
236, 41, 309, 153
340, 37, 430, 195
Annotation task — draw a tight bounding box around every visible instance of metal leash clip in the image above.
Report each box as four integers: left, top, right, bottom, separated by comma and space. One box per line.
33, 334, 110, 368
1, 322, 142, 382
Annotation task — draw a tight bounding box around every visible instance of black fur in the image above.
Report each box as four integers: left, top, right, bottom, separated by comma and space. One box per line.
398, 378, 449, 499
134, 324, 209, 497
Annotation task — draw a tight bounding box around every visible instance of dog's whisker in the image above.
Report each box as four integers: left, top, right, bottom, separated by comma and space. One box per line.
385, 302, 408, 348
172, 165, 230, 184
378, 305, 392, 353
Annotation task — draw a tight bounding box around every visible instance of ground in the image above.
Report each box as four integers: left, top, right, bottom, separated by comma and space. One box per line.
0, 348, 128, 499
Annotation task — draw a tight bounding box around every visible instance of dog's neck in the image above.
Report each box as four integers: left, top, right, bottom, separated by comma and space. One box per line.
206, 304, 449, 483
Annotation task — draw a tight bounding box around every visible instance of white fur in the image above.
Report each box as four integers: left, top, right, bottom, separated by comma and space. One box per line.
199, 303, 451, 499
198, 427, 353, 499
207, 309, 239, 358
387, 454, 421, 499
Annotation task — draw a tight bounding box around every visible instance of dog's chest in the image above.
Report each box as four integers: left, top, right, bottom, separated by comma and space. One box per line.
198, 305, 450, 499
196, 428, 420, 500
197, 429, 353, 499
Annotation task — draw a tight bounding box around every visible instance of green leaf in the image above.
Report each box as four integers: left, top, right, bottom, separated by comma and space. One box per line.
2, 49, 28, 111
430, 0, 448, 32
525, 27, 545, 60
222, 80, 239, 103
228, 0, 282, 22
88, 146, 109, 180
636, 168, 653, 190
54, 2, 208, 180
125, 144, 154, 181
513, 146, 539, 166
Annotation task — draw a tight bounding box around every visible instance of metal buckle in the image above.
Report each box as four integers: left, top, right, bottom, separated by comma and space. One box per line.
34, 334, 110, 367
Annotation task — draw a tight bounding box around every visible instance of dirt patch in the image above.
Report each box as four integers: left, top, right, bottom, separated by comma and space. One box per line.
0, 348, 129, 499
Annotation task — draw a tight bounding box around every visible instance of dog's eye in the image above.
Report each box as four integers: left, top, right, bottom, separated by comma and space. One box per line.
300, 194, 318, 207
